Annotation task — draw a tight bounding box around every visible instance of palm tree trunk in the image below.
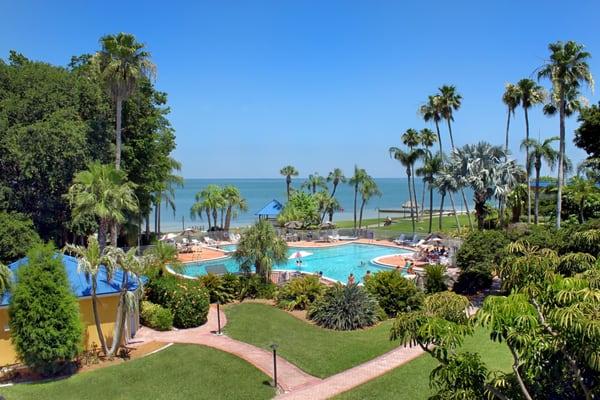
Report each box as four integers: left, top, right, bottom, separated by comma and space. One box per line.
407, 172, 415, 233
359, 198, 366, 229
90, 281, 109, 354
449, 192, 461, 229
420, 178, 426, 223
111, 223, 118, 247
107, 274, 129, 356
460, 188, 473, 228
556, 99, 566, 229
534, 164, 541, 225
438, 193, 445, 231
524, 107, 532, 224
286, 178, 291, 200
428, 185, 433, 233
154, 204, 158, 235
435, 120, 442, 155
321, 184, 338, 222
212, 209, 218, 228
99, 219, 108, 250
205, 210, 211, 229
505, 109, 511, 161
115, 97, 123, 170
220, 208, 224, 229
446, 119, 455, 149
145, 214, 150, 238
353, 186, 358, 231
411, 167, 420, 221
225, 206, 233, 231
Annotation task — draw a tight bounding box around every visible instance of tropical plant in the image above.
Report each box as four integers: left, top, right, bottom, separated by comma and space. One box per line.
517, 78, 547, 223
424, 264, 448, 293
502, 83, 521, 160
233, 220, 287, 282
566, 176, 599, 223
238, 274, 277, 300
140, 300, 173, 331
420, 95, 444, 154
538, 40, 594, 228
198, 273, 237, 304
417, 154, 443, 233
575, 102, 600, 159
280, 165, 299, 200
0, 211, 41, 264
432, 167, 461, 230
321, 168, 346, 222
389, 147, 421, 233
349, 166, 368, 231
276, 275, 325, 311
308, 283, 380, 330
66, 162, 138, 248
153, 158, 183, 235
521, 136, 559, 224
144, 240, 181, 277
95, 33, 156, 170
364, 270, 424, 317
222, 185, 248, 231
277, 191, 320, 227
302, 173, 327, 194
9, 244, 82, 375
358, 175, 381, 229
190, 184, 224, 230
401, 129, 422, 220
437, 85, 462, 149
0, 262, 11, 296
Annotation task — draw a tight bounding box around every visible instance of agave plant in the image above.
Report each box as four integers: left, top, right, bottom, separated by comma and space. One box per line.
308, 283, 380, 330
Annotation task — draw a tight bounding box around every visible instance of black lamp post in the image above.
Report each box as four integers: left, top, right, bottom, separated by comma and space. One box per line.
270, 343, 278, 389
216, 302, 222, 335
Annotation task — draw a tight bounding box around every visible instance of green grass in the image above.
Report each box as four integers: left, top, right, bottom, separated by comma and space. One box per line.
335, 214, 472, 235
224, 303, 398, 378
2, 344, 275, 400
334, 328, 512, 400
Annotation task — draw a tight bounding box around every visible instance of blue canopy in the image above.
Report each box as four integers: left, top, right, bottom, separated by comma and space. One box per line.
255, 199, 283, 218
1, 254, 140, 307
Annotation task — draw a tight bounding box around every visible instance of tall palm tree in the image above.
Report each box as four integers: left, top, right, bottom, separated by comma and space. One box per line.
280, 165, 299, 200
321, 168, 346, 222
325, 197, 341, 222
538, 40, 594, 228
154, 158, 183, 236
420, 95, 444, 154
433, 168, 462, 230
349, 166, 368, 231
233, 220, 287, 282
96, 33, 156, 170
502, 83, 521, 160
358, 177, 381, 229
418, 128, 438, 217
191, 185, 224, 229
63, 237, 119, 355
389, 148, 421, 233
438, 85, 462, 149
222, 186, 248, 231
302, 173, 327, 194
521, 137, 559, 224
401, 129, 422, 220
0, 263, 11, 296
517, 79, 546, 223
417, 155, 443, 233
66, 162, 138, 249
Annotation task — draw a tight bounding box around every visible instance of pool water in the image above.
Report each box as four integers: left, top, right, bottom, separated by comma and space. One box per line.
181, 243, 411, 283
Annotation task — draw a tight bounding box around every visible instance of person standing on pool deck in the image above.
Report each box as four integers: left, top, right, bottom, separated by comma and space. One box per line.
347, 273, 355, 285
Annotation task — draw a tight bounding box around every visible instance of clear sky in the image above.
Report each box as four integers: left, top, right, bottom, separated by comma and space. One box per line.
2, 1, 599, 178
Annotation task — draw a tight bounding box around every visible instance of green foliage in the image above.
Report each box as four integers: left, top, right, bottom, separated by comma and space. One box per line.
277, 191, 320, 227
424, 264, 448, 293
429, 352, 489, 400
233, 220, 287, 281
144, 241, 181, 277
276, 275, 326, 311
575, 101, 600, 159
146, 275, 210, 329
308, 283, 380, 330
0, 262, 11, 295
140, 301, 173, 331
452, 266, 493, 295
455, 230, 510, 272
238, 274, 277, 300
0, 211, 41, 264
198, 273, 236, 304
8, 244, 82, 375
364, 270, 424, 317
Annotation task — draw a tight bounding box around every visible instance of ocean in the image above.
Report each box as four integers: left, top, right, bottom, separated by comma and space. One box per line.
154, 178, 473, 232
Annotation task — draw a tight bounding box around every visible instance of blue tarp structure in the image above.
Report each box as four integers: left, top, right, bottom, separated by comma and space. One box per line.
1, 254, 140, 307
255, 199, 283, 220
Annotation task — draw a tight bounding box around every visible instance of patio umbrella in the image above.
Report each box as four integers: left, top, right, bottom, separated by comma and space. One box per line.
159, 233, 178, 241
288, 250, 313, 260
284, 221, 303, 229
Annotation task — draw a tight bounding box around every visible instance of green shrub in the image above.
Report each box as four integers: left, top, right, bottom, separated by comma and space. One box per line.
146, 275, 210, 328
276, 275, 325, 310
424, 264, 448, 293
198, 273, 236, 304
364, 270, 423, 317
140, 301, 173, 331
0, 211, 41, 264
308, 283, 379, 330
238, 274, 276, 300
455, 230, 510, 271
8, 244, 82, 375
453, 266, 493, 295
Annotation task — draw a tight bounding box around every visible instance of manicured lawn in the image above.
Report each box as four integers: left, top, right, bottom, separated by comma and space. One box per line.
2, 344, 275, 400
224, 303, 398, 378
334, 328, 513, 400
335, 214, 472, 234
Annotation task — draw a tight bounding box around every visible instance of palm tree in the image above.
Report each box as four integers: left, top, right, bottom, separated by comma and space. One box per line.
438, 85, 462, 149
389, 148, 421, 233
358, 176, 381, 229
144, 240, 181, 277
233, 220, 287, 282
280, 165, 299, 200
568, 176, 598, 223
433, 168, 461, 230
401, 129, 422, 220
417, 155, 443, 233
420, 95, 444, 154
0, 263, 11, 296
191, 185, 224, 229
95, 33, 156, 170
517, 79, 546, 223
349, 166, 368, 231
321, 168, 346, 222
63, 237, 119, 355
418, 128, 438, 216
154, 158, 183, 236
302, 173, 327, 194
325, 197, 342, 222
502, 83, 521, 160
538, 40, 594, 228
222, 186, 248, 231
66, 162, 138, 249
521, 137, 559, 224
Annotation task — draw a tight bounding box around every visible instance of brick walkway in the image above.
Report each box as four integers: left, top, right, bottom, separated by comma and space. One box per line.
132, 305, 424, 398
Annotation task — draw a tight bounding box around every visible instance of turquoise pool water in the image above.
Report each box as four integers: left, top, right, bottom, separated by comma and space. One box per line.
181, 243, 411, 283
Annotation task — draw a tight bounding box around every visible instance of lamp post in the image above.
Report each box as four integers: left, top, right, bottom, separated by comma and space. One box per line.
216, 302, 222, 336
270, 343, 278, 389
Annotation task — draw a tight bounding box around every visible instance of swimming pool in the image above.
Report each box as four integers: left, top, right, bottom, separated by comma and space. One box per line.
181, 243, 412, 283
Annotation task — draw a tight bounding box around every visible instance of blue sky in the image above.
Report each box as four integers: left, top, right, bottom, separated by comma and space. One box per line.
3, 1, 599, 178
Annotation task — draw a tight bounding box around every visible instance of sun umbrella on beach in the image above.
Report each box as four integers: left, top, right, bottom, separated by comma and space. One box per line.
288, 250, 313, 260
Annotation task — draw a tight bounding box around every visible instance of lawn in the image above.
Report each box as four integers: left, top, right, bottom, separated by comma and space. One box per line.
334, 328, 513, 400
335, 214, 472, 235
1, 344, 275, 400
224, 303, 398, 378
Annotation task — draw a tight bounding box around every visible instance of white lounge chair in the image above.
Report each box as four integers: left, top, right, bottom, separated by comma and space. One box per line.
203, 236, 218, 246
393, 234, 406, 245
327, 234, 340, 242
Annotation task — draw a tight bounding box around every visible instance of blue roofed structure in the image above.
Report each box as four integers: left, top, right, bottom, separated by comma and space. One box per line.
1, 254, 140, 307
255, 199, 283, 221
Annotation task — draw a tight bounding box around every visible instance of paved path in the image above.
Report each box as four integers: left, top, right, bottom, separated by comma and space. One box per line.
132, 305, 424, 398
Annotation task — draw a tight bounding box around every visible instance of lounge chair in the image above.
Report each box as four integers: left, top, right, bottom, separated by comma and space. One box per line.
393, 234, 406, 245
407, 234, 420, 246
203, 236, 218, 247
327, 234, 340, 242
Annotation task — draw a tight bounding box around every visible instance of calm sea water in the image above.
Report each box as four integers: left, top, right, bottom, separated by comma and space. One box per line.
155, 178, 473, 232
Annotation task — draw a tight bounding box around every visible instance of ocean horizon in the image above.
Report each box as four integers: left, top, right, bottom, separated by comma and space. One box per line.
154, 178, 474, 232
